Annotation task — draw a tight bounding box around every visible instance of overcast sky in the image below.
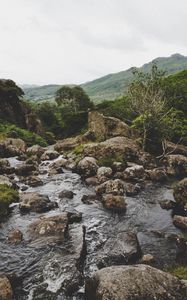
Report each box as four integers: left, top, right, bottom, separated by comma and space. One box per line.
0, 0, 187, 85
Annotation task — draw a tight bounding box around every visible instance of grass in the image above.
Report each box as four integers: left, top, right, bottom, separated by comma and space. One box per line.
0, 184, 19, 218
0, 120, 48, 147
168, 266, 187, 280
98, 154, 125, 168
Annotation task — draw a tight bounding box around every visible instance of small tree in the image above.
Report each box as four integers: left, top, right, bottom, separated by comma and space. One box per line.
127, 64, 170, 153
55, 85, 92, 112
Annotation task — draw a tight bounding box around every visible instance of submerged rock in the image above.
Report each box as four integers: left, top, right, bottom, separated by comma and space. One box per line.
7, 229, 23, 244
27, 214, 68, 243
0, 275, 13, 300
85, 264, 187, 300
19, 192, 57, 213
95, 232, 141, 268
41, 150, 59, 161
59, 190, 75, 199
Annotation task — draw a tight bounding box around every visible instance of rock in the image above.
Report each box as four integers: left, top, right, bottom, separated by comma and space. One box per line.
102, 194, 127, 212
19, 192, 57, 213
173, 178, 187, 211
27, 214, 68, 243
41, 150, 59, 161
81, 194, 98, 204
59, 190, 74, 199
165, 141, 187, 156
77, 157, 98, 177
49, 158, 68, 169
173, 215, 187, 229
176, 237, 187, 264
97, 167, 112, 183
26, 145, 45, 157
96, 232, 141, 268
84, 137, 140, 163
0, 275, 13, 300
8, 229, 23, 244
124, 182, 141, 196
123, 165, 146, 181
15, 163, 37, 176
24, 176, 43, 187
165, 154, 187, 176
0, 138, 26, 158
67, 209, 82, 224
0, 159, 14, 175
96, 179, 125, 196
85, 264, 187, 300
140, 254, 155, 264
159, 199, 176, 210
88, 111, 138, 141
112, 161, 126, 172
147, 168, 168, 182
48, 167, 64, 176
85, 176, 99, 186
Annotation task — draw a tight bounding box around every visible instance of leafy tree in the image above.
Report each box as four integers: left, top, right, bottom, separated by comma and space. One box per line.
127, 64, 170, 153
55, 85, 93, 111
0, 79, 24, 103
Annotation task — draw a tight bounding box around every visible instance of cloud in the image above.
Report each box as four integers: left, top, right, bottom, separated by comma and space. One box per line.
0, 0, 186, 85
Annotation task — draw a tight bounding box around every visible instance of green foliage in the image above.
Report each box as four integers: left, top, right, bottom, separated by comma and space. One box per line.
0, 120, 48, 147
168, 265, 187, 280
0, 79, 24, 103
0, 184, 19, 218
55, 85, 93, 111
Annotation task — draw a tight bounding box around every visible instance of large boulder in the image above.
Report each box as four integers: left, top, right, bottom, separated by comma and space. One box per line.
173, 178, 187, 211
0, 159, 14, 175
27, 214, 68, 244
19, 192, 57, 213
85, 265, 187, 300
165, 154, 187, 176
88, 111, 138, 141
77, 157, 98, 177
0, 275, 13, 300
95, 232, 141, 268
84, 137, 140, 163
96, 179, 125, 196
0, 138, 26, 158
102, 194, 127, 212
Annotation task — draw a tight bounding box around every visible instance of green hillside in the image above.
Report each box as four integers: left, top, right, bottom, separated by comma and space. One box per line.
23, 53, 187, 102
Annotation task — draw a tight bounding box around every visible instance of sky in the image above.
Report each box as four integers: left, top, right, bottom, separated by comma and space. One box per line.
0, 0, 187, 85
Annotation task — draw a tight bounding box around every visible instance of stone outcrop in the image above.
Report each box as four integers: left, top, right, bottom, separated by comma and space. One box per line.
0, 138, 26, 158
88, 111, 138, 141
77, 157, 98, 177
85, 264, 187, 300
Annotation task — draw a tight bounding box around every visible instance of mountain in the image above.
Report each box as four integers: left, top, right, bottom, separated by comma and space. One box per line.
23, 53, 187, 103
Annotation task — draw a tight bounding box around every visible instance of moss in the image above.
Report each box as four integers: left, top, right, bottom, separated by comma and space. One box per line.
73, 144, 85, 155
168, 266, 187, 280
0, 184, 19, 218
98, 154, 124, 168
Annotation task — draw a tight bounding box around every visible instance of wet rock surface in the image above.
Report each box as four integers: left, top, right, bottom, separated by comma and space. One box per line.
0, 274, 13, 300
85, 264, 187, 300
19, 192, 57, 213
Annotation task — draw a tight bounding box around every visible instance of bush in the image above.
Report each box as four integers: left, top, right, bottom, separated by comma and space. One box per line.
0, 184, 19, 218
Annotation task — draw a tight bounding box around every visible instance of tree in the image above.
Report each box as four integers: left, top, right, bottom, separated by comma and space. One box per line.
55, 85, 93, 112
0, 79, 24, 103
127, 64, 170, 153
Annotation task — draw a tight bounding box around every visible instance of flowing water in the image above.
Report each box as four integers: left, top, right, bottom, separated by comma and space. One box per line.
0, 156, 182, 299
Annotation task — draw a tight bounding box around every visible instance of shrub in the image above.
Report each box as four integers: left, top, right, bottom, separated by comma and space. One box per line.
0, 184, 19, 218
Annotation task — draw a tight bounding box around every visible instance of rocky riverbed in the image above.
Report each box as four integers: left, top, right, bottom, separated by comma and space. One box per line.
0, 113, 187, 299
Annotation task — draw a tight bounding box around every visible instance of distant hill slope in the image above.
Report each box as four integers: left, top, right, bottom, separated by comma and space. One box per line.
23, 53, 187, 102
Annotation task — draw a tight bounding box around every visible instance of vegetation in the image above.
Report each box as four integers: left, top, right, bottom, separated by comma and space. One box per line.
0, 184, 19, 219
0, 120, 48, 147
168, 265, 187, 280
23, 54, 187, 102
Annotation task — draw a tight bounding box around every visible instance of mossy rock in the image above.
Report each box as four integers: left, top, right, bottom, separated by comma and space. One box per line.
0, 184, 19, 219
169, 266, 187, 280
